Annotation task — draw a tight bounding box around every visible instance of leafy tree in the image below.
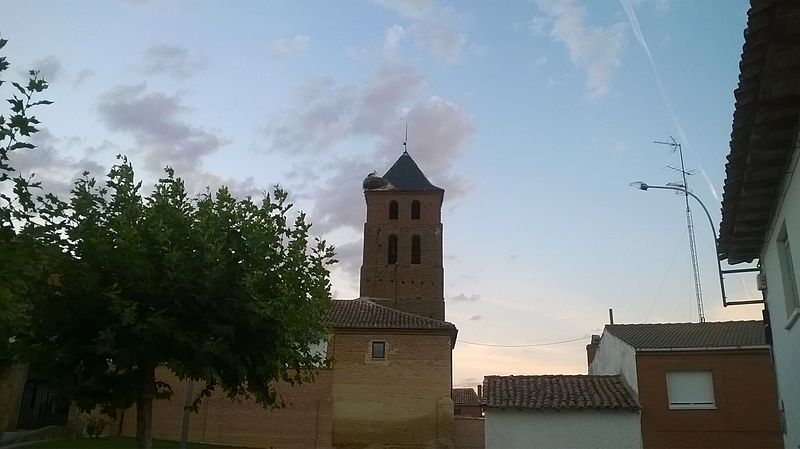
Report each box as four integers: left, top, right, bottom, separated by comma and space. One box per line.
17, 158, 335, 449
0, 36, 52, 371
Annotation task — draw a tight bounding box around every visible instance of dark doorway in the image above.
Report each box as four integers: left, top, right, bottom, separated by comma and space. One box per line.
17, 380, 68, 429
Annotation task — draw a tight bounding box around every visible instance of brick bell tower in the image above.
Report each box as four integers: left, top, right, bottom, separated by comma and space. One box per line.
360, 150, 445, 321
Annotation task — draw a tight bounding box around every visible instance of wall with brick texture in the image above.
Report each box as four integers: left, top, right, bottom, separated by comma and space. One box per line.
0, 365, 28, 431
112, 367, 333, 449
331, 330, 454, 449
360, 190, 445, 320
636, 349, 783, 449
453, 417, 484, 449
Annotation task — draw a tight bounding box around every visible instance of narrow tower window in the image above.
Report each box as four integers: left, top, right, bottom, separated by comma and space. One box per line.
389, 200, 398, 220
388, 235, 398, 264
411, 200, 420, 219
411, 235, 421, 264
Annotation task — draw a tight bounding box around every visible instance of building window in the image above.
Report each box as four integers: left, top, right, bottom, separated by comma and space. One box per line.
411, 200, 420, 219
666, 371, 715, 409
389, 200, 398, 220
371, 341, 385, 359
777, 223, 800, 328
388, 235, 398, 264
411, 235, 421, 264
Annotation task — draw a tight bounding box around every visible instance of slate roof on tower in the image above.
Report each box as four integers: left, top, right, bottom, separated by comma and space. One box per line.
371, 152, 444, 192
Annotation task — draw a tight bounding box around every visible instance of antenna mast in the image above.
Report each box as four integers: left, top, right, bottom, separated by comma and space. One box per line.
655, 136, 705, 323
403, 123, 408, 154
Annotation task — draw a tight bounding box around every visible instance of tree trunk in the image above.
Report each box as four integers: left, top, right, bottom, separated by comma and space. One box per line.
135, 363, 156, 449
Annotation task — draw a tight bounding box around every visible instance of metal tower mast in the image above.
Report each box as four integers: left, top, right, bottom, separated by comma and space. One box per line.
655, 137, 705, 323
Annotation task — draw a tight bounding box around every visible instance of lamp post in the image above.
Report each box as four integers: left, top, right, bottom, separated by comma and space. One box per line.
629, 181, 762, 307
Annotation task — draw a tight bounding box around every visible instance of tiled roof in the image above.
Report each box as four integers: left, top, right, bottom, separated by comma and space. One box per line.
718, 0, 800, 264
452, 388, 480, 406
605, 320, 766, 350
482, 375, 639, 411
369, 152, 443, 192
328, 298, 456, 331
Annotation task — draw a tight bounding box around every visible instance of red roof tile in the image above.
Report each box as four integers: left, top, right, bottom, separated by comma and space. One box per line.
482, 375, 639, 411
452, 388, 480, 406
328, 298, 456, 331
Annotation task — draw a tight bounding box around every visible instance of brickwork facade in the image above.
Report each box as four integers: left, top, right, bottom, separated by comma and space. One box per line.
0, 365, 27, 431
111, 367, 333, 449
360, 190, 445, 320
636, 349, 783, 449
331, 330, 454, 449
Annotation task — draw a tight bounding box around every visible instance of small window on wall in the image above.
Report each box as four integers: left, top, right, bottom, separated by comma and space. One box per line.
666, 371, 715, 409
411, 235, 421, 264
411, 200, 420, 219
777, 223, 800, 328
389, 200, 398, 220
388, 235, 398, 264
371, 341, 385, 359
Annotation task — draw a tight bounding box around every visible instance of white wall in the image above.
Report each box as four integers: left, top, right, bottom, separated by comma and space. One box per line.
589, 330, 639, 394
761, 143, 800, 449
485, 409, 641, 449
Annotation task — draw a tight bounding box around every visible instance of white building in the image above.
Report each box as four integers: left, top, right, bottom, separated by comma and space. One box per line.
718, 1, 800, 447
482, 374, 641, 449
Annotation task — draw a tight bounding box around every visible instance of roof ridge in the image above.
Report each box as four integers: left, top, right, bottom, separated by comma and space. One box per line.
607, 319, 762, 326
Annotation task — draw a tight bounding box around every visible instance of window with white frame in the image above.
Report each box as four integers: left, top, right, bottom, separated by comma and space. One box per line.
777, 223, 800, 328
666, 371, 715, 409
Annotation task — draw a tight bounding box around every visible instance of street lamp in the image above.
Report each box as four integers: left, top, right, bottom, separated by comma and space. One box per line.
629, 181, 762, 307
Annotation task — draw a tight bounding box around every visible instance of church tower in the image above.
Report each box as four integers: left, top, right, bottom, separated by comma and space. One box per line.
360, 151, 445, 320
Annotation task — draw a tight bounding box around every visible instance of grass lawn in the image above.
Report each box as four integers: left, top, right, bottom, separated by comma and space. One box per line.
25, 436, 256, 449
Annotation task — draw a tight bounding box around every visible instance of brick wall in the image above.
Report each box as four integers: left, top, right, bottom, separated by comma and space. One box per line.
112, 367, 333, 449
331, 330, 454, 449
453, 417, 484, 449
0, 365, 28, 431
360, 191, 444, 320
636, 349, 782, 449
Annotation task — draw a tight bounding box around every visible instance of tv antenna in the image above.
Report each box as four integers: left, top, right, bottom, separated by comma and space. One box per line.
655, 136, 705, 323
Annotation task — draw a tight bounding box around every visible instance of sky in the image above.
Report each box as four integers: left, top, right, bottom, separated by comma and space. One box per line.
1, 0, 760, 388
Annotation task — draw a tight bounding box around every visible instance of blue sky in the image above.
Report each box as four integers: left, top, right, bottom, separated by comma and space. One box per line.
1, 0, 758, 387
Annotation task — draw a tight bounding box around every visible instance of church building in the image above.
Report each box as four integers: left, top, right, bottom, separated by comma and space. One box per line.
12, 151, 462, 449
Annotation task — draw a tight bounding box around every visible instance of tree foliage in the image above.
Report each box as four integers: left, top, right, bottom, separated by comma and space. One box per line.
0, 35, 52, 371
1, 37, 335, 449
17, 159, 335, 449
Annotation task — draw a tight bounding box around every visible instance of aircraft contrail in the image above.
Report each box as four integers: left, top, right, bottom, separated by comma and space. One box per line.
619, 0, 719, 201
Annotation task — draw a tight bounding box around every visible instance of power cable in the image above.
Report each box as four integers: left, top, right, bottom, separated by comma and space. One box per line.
456, 335, 589, 348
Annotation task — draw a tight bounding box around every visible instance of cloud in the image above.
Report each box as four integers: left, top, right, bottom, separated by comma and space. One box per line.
73, 68, 95, 89
28, 56, 63, 82
266, 63, 473, 233
141, 45, 204, 79
408, 8, 467, 64
96, 83, 259, 195
265, 64, 423, 155
450, 293, 480, 302
268, 35, 311, 59
534, 0, 627, 98
384, 25, 407, 59
376, 0, 467, 64
376, 0, 436, 19
468, 315, 482, 321
331, 239, 364, 280
8, 129, 108, 197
